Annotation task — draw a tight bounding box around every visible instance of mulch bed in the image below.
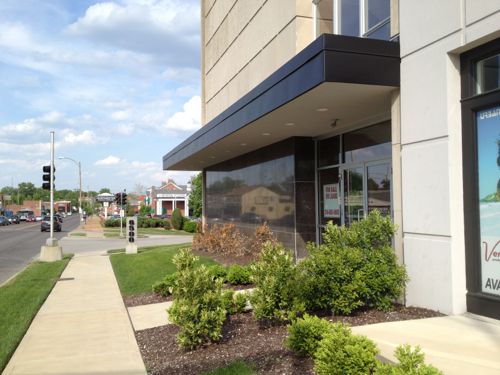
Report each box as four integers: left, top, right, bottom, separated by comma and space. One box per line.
135, 305, 444, 375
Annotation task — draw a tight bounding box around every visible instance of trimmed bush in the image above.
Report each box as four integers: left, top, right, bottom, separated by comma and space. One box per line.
207, 264, 227, 282
226, 264, 252, 285
250, 242, 304, 322
171, 208, 183, 230
314, 323, 379, 375
375, 345, 443, 375
297, 210, 408, 314
221, 290, 249, 315
183, 220, 197, 233
286, 314, 333, 357
162, 219, 172, 230
167, 248, 226, 349
152, 273, 178, 297
233, 292, 249, 314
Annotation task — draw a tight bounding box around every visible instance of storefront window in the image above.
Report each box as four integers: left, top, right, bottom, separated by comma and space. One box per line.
476, 53, 500, 94
343, 122, 391, 163
476, 105, 500, 297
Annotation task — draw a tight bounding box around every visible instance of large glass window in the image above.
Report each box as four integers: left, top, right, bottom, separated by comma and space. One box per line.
340, 0, 360, 37
335, 0, 391, 40
343, 122, 391, 163
476, 105, 500, 297
318, 135, 340, 167
476, 53, 500, 94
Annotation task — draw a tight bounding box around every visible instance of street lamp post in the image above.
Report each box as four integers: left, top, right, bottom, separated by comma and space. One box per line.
58, 156, 82, 220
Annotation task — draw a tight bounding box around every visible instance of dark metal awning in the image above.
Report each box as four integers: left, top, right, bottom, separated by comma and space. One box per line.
163, 34, 400, 171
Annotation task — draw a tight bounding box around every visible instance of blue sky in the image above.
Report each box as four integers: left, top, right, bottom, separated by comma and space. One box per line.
0, 0, 201, 194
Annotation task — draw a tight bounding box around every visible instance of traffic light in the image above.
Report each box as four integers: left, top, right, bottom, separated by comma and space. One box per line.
42, 165, 55, 190
121, 193, 128, 206
115, 192, 121, 205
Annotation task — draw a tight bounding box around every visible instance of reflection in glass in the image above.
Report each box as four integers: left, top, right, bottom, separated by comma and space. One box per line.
343, 122, 391, 163
319, 168, 341, 226
206, 155, 295, 230
367, 0, 390, 29
476, 53, 500, 94
364, 21, 390, 40
344, 167, 364, 225
367, 163, 391, 216
340, 0, 360, 37
318, 136, 340, 167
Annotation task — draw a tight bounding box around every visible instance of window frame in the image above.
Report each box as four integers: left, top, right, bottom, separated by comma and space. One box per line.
333, 0, 390, 40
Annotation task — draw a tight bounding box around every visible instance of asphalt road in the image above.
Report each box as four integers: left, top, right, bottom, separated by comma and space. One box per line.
0, 214, 81, 285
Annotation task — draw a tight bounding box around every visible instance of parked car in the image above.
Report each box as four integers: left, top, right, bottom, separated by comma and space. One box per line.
35, 215, 42, 222
26, 214, 36, 222
0, 216, 8, 226
41, 216, 61, 232
9, 215, 20, 224
54, 214, 63, 223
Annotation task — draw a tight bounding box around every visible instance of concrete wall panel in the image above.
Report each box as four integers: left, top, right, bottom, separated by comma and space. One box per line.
404, 234, 456, 314
400, 0, 461, 57
400, 34, 461, 145
465, 0, 500, 26
401, 138, 450, 237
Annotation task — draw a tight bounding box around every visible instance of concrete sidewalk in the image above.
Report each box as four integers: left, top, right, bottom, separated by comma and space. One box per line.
3, 251, 146, 375
352, 313, 500, 374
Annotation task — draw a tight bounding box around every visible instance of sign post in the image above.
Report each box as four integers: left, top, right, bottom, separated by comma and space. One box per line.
125, 216, 138, 254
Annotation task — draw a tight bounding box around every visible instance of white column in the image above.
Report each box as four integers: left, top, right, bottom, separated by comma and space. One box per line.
156, 199, 162, 215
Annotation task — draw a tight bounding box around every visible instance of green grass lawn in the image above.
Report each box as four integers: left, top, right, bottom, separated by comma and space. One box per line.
201, 362, 255, 375
69, 232, 87, 237
104, 227, 192, 236
109, 244, 217, 296
0, 254, 73, 372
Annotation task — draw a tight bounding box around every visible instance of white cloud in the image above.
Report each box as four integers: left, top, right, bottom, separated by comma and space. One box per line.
111, 110, 131, 121
60, 129, 105, 146
115, 124, 134, 135
95, 155, 122, 166
66, 0, 200, 67
164, 95, 201, 132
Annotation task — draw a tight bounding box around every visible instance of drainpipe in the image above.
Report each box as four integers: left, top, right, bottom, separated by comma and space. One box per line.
312, 0, 322, 39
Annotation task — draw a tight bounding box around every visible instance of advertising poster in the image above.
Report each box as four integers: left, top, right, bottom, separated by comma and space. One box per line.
324, 183, 340, 218
477, 105, 500, 296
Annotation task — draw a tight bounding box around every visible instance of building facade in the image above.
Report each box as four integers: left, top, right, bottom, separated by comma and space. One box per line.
147, 179, 191, 216
163, 0, 500, 319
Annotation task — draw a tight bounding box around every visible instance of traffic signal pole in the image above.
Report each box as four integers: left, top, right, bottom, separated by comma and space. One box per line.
40, 130, 62, 262
50, 131, 55, 240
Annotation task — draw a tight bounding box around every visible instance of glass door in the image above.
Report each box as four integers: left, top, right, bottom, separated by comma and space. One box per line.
366, 161, 391, 216
342, 166, 365, 226
341, 161, 391, 226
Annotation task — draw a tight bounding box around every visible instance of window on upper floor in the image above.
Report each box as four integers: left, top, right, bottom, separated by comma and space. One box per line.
475, 53, 500, 95
334, 0, 391, 41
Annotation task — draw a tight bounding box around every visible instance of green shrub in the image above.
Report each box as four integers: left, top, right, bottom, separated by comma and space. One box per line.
221, 290, 249, 315
250, 242, 304, 322
233, 292, 249, 314
297, 210, 408, 314
104, 218, 121, 227
314, 323, 379, 375
226, 264, 252, 285
286, 314, 333, 357
375, 345, 443, 375
183, 220, 197, 233
152, 273, 178, 297
162, 219, 172, 230
171, 208, 183, 230
208, 264, 227, 282
167, 248, 226, 349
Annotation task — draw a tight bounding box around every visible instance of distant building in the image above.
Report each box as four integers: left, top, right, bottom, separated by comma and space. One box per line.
147, 179, 191, 216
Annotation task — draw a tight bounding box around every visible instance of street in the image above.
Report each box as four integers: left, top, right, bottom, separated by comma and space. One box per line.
0, 214, 81, 285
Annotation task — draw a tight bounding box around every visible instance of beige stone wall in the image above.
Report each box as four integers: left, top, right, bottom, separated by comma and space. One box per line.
202, 0, 333, 124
